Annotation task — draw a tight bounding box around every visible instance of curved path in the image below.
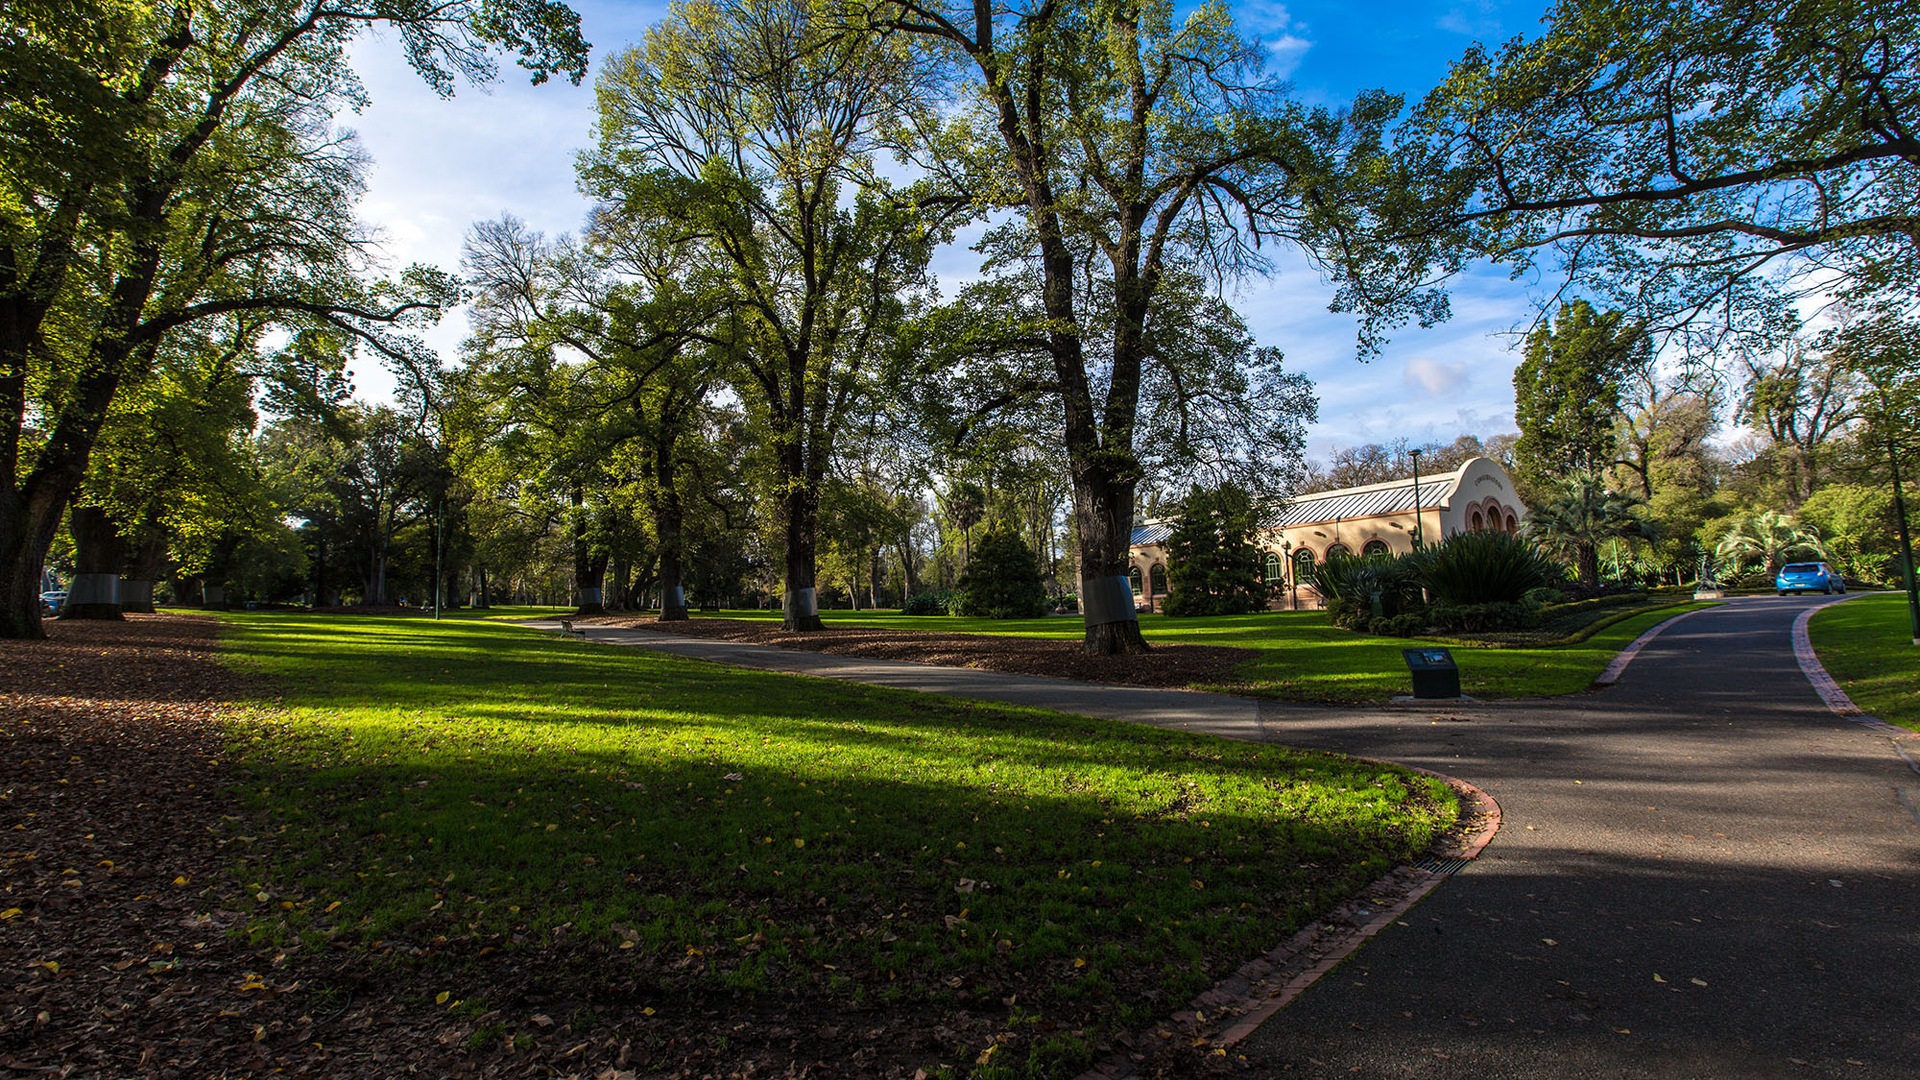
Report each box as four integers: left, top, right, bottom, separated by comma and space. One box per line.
539, 596, 1919, 1078
1240, 595, 1918, 1079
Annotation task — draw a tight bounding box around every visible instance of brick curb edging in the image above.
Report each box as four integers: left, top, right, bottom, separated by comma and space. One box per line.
1074, 771, 1502, 1079
1790, 597, 1914, 739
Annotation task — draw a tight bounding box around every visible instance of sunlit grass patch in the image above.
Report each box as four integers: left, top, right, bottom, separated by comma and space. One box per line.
1809, 593, 1920, 731
683, 602, 1709, 702
215, 613, 1456, 1065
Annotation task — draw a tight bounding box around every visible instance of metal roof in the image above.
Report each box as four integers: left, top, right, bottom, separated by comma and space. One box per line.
1272, 468, 1464, 528
1130, 520, 1175, 546
1129, 466, 1469, 545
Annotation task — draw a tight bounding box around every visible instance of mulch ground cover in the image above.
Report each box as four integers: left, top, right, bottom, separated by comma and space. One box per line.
1, 615, 1282, 1078
581, 617, 1256, 690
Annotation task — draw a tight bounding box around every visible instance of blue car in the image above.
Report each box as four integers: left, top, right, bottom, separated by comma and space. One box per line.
1776, 562, 1844, 595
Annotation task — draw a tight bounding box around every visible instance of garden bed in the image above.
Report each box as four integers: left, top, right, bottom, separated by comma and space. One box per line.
588, 614, 1257, 689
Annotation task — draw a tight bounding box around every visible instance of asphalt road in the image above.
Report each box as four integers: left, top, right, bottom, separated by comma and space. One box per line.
1237, 595, 1920, 1079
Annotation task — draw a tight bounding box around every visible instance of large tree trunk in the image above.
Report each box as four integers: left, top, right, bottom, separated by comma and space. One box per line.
62, 506, 124, 620
571, 487, 604, 614
1071, 467, 1147, 654
655, 459, 689, 622
896, 534, 918, 599
781, 480, 823, 631
119, 533, 167, 614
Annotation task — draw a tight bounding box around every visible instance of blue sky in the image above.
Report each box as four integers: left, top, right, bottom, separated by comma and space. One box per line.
343, 0, 1555, 459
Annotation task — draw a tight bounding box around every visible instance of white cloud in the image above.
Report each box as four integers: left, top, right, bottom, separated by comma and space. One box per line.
1404, 355, 1470, 394
1266, 34, 1313, 78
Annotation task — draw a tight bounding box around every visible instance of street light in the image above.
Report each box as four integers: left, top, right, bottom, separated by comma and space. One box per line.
1409, 448, 1424, 551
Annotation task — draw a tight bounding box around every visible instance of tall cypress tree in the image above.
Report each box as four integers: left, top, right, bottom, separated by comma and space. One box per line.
1162, 485, 1270, 616
1512, 301, 1648, 498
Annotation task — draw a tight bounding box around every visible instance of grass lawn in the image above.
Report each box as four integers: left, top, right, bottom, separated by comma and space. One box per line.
1808, 592, 1920, 732
217, 613, 1458, 1076
683, 601, 1712, 703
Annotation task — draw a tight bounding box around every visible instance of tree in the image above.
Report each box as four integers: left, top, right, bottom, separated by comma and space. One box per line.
940, 480, 986, 566
1828, 310, 1920, 640
870, 0, 1434, 653
1512, 301, 1647, 498
1797, 484, 1896, 583
0, 0, 588, 637
1307, 435, 1495, 493
1160, 484, 1269, 617
1610, 368, 1724, 581
955, 527, 1046, 619
1405, 0, 1920, 332
462, 214, 726, 620
585, 0, 942, 631
1736, 334, 1863, 508
1523, 472, 1647, 590
1714, 510, 1828, 578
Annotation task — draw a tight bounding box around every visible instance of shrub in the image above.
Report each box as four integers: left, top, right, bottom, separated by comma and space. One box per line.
1522, 586, 1567, 606
1427, 600, 1538, 633
1318, 551, 1425, 630
900, 591, 957, 616
956, 528, 1048, 618
1363, 612, 1428, 637
1417, 530, 1555, 604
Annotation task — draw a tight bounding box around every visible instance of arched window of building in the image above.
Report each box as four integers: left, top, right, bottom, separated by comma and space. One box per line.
1128, 566, 1143, 595
1293, 548, 1316, 584
1326, 543, 1349, 560
1362, 539, 1390, 557
1264, 551, 1284, 584
1149, 564, 1167, 596
1471, 509, 1485, 531
1506, 512, 1519, 534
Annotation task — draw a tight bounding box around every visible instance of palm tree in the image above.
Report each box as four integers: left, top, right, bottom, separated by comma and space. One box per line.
942, 481, 986, 566
1523, 473, 1648, 590
1714, 510, 1829, 577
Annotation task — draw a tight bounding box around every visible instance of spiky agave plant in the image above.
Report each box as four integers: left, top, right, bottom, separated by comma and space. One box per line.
1418, 530, 1556, 604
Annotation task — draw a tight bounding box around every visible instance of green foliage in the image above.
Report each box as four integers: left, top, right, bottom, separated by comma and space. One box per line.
1796, 484, 1898, 584
1426, 601, 1536, 634
1418, 530, 1557, 605
0, 0, 589, 634
1316, 551, 1425, 632
956, 529, 1048, 618
1406, 0, 1920, 328
1524, 473, 1649, 589
1160, 485, 1270, 617
901, 590, 960, 616
1713, 509, 1829, 576
1512, 301, 1646, 495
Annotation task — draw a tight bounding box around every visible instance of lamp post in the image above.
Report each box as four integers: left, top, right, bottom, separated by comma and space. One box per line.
1409, 448, 1424, 550
1283, 540, 1296, 611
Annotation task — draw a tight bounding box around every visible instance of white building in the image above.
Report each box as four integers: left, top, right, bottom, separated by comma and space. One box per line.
1126, 456, 1528, 610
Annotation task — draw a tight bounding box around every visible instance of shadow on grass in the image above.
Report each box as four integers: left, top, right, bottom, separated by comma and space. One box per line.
217, 612, 1457, 1041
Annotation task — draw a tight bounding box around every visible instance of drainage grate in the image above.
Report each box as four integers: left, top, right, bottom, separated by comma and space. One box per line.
1412, 856, 1470, 876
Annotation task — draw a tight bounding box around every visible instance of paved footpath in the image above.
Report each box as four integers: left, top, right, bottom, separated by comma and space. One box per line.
542, 598, 1919, 1079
